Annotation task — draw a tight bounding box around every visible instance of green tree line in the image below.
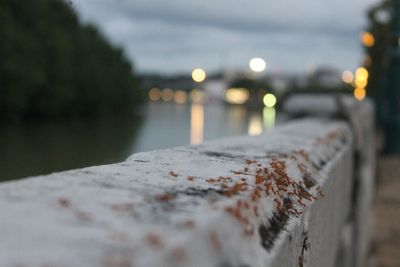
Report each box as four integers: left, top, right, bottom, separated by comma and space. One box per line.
0, 0, 142, 121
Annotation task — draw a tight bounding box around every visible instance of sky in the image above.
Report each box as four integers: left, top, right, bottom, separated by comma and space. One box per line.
69, 0, 379, 75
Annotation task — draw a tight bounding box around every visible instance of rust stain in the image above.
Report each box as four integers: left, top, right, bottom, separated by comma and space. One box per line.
146, 233, 164, 249
155, 193, 175, 202
169, 171, 178, 177
57, 197, 71, 208
209, 230, 222, 251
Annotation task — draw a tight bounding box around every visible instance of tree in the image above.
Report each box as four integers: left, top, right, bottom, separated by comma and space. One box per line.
0, 0, 143, 121
363, 0, 392, 126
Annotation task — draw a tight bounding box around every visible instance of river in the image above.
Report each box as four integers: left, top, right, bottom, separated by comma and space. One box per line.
0, 102, 277, 182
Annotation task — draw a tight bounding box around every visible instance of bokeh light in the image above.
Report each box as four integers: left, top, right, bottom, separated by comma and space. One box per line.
191, 68, 206, 83
355, 78, 368, 88
161, 88, 174, 102
148, 88, 161, 101
224, 88, 249, 104
361, 31, 375, 47
341, 70, 354, 84
355, 67, 369, 82
263, 93, 277, 108
249, 58, 266, 72
354, 87, 366, 101
174, 90, 187, 104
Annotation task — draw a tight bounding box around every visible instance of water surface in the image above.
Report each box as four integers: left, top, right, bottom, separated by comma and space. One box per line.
0, 102, 276, 181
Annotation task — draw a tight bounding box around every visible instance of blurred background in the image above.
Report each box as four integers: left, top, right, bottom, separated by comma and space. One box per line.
1, 0, 393, 181
0, 0, 399, 265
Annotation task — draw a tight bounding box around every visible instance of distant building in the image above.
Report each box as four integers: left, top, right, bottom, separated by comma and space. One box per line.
307, 66, 342, 88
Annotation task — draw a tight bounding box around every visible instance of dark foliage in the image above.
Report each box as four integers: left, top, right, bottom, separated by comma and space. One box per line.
364, 0, 392, 126
0, 0, 143, 121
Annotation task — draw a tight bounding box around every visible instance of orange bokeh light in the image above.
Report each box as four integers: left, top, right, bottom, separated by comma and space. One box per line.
361, 31, 375, 47
354, 87, 366, 101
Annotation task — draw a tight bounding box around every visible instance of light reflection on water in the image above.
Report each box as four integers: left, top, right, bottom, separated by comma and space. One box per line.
132, 102, 275, 152
0, 102, 277, 181
248, 114, 263, 136
263, 107, 276, 129
190, 104, 204, 145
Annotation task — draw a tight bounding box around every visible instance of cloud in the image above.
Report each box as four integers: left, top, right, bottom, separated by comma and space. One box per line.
70, 0, 379, 74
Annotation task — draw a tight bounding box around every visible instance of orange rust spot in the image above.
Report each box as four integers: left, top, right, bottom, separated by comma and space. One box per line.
224, 182, 247, 197
224, 199, 254, 235
146, 233, 164, 249
255, 175, 264, 184
171, 247, 186, 262
225, 206, 240, 220
181, 220, 196, 229
187, 176, 195, 181
220, 183, 229, 189
251, 188, 262, 201
169, 171, 178, 177
155, 193, 175, 202
58, 197, 71, 208
209, 231, 222, 251
245, 159, 258, 164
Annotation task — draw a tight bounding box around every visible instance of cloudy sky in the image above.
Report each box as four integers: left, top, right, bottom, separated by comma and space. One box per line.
70, 0, 378, 74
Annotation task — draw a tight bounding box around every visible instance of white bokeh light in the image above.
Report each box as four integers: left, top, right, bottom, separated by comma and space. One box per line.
249, 58, 266, 72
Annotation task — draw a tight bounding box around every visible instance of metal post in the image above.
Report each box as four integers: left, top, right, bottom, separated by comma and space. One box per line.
385, 0, 400, 153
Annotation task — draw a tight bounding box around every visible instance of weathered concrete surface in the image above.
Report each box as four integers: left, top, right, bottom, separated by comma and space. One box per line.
283, 94, 376, 267
369, 156, 400, 267
0, 119, 355, 267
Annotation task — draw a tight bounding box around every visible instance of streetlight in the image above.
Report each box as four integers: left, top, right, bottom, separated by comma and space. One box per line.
191, 68, 206, 83
360, 31, 375, 47
249, 58, 266, 72
263, 93, 276, 108
341, 70, 354, 84
355, 67, 369, 81
354, 87, 366, 101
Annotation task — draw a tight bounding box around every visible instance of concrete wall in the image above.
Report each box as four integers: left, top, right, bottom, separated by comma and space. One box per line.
0, 97, 374, 267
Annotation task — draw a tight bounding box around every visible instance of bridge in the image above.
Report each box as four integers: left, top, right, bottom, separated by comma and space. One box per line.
0, 95, 375, 267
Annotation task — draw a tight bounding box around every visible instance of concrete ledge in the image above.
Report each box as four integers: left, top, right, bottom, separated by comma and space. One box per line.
0, 119, 357, 267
